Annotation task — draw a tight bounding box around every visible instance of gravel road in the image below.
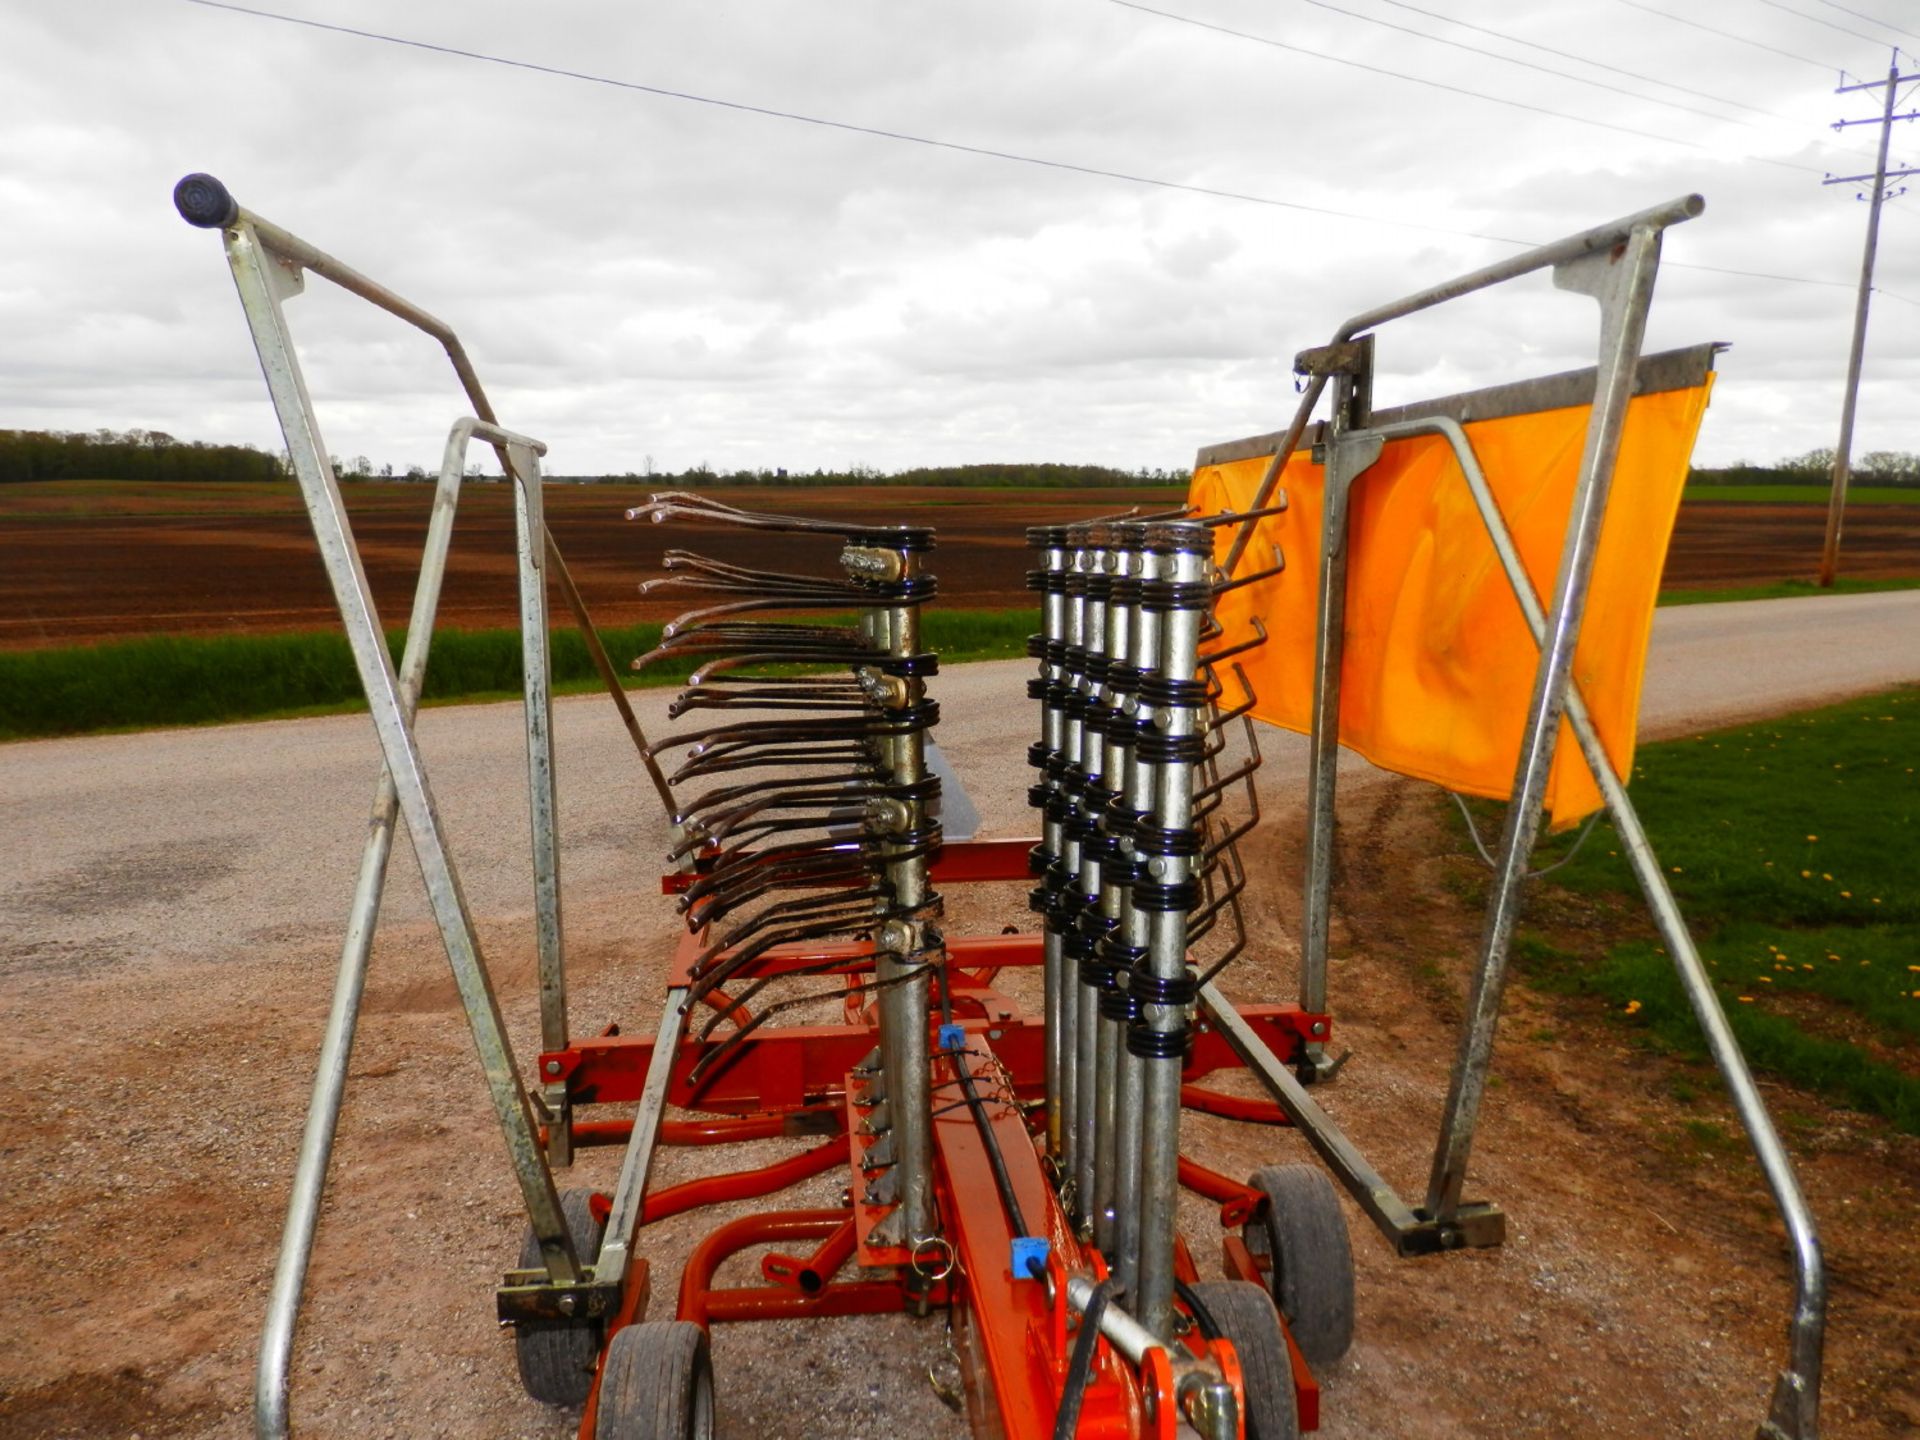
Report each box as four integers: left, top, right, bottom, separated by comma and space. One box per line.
7, 590, 1917, 970
2, 588, 1915, 1439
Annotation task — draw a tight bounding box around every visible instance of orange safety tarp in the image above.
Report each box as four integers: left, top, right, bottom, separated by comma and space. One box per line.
1189, 377, 1713, 828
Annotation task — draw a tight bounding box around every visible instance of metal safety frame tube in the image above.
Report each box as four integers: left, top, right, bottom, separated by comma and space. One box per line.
1297, 373, 1383, 1076
1424, 224, 1665, 1218
254, 421, 469, 1439
216, 217, 579, 1341
1374, 413, 1825, 1439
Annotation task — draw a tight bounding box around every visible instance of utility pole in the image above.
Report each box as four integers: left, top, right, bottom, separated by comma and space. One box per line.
1819, 51, 1919, 587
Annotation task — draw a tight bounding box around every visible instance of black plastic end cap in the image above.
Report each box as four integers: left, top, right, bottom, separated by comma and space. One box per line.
174, 173, 238, 229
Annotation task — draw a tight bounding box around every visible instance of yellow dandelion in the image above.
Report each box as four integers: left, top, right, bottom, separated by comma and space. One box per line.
1800, 870, 1812, 878
1738, 996, 1755, 1003
1872, 898, 1882, 905
1840, 890, 1852, 898
1672, 866, 1684, 874
1624, 1000, 1642, 1015
1806, 834, 1818, 842
1802, 964, 1814, 971
1757, 976, 1774, 984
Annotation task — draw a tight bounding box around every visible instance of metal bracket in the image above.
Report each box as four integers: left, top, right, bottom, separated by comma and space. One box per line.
495, 1273, 621, 1325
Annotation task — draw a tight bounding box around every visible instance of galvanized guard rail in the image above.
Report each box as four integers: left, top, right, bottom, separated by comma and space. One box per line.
172, 173, 667, 1440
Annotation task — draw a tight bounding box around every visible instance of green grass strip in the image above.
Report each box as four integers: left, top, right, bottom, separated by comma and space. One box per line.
1514, 687, 1920, 1132
1657, 576, 1920, 606
0, 608, 1042, 741
1682, 483, 1920, 505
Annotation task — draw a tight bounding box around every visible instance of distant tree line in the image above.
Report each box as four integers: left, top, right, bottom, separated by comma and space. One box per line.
1691, 447, 1920, 487
572, 461, 1188, 488
0, 428, 284, 485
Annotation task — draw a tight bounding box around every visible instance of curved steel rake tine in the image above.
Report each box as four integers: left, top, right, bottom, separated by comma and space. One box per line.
687, 886, 890, 973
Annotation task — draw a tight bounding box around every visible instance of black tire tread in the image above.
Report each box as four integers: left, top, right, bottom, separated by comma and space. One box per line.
595, 1321, 712, 1440
514, 1188, 606, 1407
1189, 1280, 1299, 1440
1245, 1162, 1355, 1367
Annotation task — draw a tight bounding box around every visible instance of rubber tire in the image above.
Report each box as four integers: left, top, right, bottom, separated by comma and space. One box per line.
514, 1188, 607, 1407
1243, 1163, 1355, 1366
594, 1321, 715, 1440
1189, 1280, 1300, 1440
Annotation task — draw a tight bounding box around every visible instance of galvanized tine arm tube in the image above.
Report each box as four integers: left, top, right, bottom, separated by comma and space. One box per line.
873, 532, 941, 1252
1088, 525, 1141, 1253
1067, 527, 1113, 1226
1106, 522, 1157, 1296
253, 420, 469, 1440
1024, 526, 1071, 1158
1374, 413, 1825, 1440
1132, 520, 1212, 1340
1049, 536, 1091, 1206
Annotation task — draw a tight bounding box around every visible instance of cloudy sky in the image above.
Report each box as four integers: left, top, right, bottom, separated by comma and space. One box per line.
3, 0, 1915, 475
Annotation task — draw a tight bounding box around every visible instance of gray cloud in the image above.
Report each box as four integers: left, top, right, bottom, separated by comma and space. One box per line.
1, 0, 1914, 475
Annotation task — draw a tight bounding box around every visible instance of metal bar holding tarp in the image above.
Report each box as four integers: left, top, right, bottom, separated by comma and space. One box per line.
1193, 193, 1823, 1440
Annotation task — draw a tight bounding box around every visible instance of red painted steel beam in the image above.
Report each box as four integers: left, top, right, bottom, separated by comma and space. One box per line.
1180, 1085, 1294, 1126
930, 1049, 1139, 1438
1176, 1155, 1265, 1229
544, 1003, 1322, 1112
675, 1209, 943, 1328
558, 1108, 838, 1148
641, 1138, 844, 1225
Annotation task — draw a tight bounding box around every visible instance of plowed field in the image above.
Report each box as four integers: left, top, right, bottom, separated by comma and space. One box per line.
2, 480, 1917, 649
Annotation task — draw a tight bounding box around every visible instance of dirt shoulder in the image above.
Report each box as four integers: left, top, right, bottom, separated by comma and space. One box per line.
2, 763, 1913, 1438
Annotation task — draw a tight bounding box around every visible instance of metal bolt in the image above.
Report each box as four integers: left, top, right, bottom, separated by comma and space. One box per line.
1310, 1021, 1327, 1037
557, 1294, 577, 1316
543, 1060, 562, 1076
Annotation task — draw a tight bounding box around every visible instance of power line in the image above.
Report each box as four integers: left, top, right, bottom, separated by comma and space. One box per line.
1814, 0, 1920, 45
177, 0, 1864, 295
1373, 0, 1780, 118
1310, 0, 1878, 165
1298, 0, 1803, 132
1610, 0, 1841, 72
1874, 286, 1920, 305
1748, 0, 1891, 46
1112, 0, 1830, 174
1374, 0, 1877, 164
171, 0, 1537, 243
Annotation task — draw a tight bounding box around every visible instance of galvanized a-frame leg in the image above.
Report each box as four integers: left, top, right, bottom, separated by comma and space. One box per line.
1297, 353, 1382, 1082
1423, 224, 1665, 1219
219, 218, 579, 1307
499, 432, 573, 1166
254, 419, 472, 1440
1370, 410, 1826, 1440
